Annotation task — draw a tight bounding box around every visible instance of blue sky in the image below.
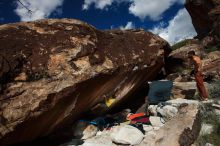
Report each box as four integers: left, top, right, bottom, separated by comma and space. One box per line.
0, 0, 197, 44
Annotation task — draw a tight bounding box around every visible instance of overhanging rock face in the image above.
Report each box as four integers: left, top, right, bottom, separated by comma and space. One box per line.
0, 19, 170, 145
185, 0, 220, 41
185, 0, 214, 39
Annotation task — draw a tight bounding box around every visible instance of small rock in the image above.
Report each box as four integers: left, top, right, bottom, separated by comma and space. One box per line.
214, 109, 220, 116
149, 116, 165, 127
212, 103, 220, 110
202, 99, 214, 104
82, 124, 98, 139
96, 129, 112, 136
166, 73, 184, 82
172, 82, 197, 99
200, 124, 214, 136
148, 105, 178, 119
73, 122, 98, 140
143, 125, 153, 132
96, 131, 103, 136
216, 99, 220, 105
157, 105, 178, 119
82, 134, 116, 146
148, 105, 158, 116
111, 125, 144, 145
166, 98, 199, 107
143, 125, 160, 133
205, 143, 214, 146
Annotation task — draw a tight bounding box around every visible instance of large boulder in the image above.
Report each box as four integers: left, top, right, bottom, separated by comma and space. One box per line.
185, 0, 220, 43
172, 82, 210, 99
0, 19, 170, 145
110, 125, 144, 145
166, 44, 220, 81
170, 44, 205, 63
165, 43, 205, 74
202, 51, 220, 80
138, 104, 201, 146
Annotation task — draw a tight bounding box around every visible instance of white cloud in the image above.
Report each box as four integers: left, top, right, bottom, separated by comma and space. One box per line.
82, 0, 114, 10
82, 0, 185, 21
150, 8, 197, 45
129, 0, 181, 21
120, 21, 135, 30
14, 0, 64, 21
82, 0, 130, 10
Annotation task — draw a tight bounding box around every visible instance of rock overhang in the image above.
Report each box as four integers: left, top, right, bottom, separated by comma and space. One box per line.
0, 18, 171, 145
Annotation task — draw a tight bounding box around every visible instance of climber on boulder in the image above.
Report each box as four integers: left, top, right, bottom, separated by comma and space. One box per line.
188, 51, 208, 101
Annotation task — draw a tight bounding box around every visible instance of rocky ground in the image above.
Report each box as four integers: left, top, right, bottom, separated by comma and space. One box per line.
60, 99, 220, 146
10, 80, 219, 146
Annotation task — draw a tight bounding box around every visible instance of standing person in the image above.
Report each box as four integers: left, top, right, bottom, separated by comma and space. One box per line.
188, 51, 208, 101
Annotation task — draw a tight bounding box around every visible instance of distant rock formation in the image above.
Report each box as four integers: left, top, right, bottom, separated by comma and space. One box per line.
0, 19, 170, 145
165, 42, 205, 75
203, 51, 220, 79
185, 0, 220, 45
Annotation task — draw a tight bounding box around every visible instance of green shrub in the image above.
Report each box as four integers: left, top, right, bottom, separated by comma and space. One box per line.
174, 66, 186, 73
208, 80, 220, 99
205, 46, 219, 53
188, 80, 220, 145
171, 39, 200, 50
171, 40, 190, 50
195, 103, 220, 146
